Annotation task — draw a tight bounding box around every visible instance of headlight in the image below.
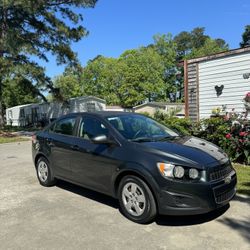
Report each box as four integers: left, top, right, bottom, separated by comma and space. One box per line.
173, 166, 185, 178
157, 163, 175, 178
189, 168, 199, 179
157, 163, 200, 181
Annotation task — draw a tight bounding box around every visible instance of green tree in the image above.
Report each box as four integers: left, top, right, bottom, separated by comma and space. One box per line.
81, 56, 121, 105
174, 31, 192, 58
53, 74, 83, 101
52, 64, 84, 100
0, 0, 97, 125
190, 27, 209, 49
118, 47, 165, 107
153, 33, 181, 101
2, 76, 38, 108
81, 47, 166, 107
187, 38, 228, 59
240, 25, 250, 48
174, 27, 228, 60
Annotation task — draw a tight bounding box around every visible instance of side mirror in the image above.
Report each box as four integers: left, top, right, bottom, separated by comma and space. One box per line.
91, 134, 116, 145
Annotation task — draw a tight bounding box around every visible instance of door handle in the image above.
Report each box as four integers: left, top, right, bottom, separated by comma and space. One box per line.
70, 145, 80, 151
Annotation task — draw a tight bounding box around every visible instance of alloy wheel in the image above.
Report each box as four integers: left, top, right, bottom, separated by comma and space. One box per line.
37, 161, 48, 182
122, 182, 146, 216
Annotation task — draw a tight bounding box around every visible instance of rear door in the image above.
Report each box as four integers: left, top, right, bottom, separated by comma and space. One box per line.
46, 116, 78, 178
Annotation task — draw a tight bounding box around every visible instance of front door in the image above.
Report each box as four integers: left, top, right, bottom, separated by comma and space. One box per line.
69, 115, 120, 194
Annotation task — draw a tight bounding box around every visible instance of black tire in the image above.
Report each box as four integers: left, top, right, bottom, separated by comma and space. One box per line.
118, 175, 157, 224
36, 156, 56, 187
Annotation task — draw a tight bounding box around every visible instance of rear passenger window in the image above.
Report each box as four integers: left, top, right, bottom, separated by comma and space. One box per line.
53, 117, 76, 136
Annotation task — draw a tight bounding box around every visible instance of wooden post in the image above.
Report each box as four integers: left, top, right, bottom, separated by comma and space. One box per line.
184, 59, 189, 118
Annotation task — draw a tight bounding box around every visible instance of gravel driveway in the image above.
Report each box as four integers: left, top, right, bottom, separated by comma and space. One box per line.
0, 141, 249, 250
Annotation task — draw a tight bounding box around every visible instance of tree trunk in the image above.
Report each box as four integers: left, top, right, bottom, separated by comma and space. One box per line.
0, 3, 7, 127
0, 78, 4, 127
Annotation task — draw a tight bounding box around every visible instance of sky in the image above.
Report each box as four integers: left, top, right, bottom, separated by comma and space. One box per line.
40, 0, 250, 78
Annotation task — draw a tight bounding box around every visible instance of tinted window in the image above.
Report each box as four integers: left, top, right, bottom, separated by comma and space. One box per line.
106, 114, 178, 141
53, 117, 76, 136
79, 117, 108, 140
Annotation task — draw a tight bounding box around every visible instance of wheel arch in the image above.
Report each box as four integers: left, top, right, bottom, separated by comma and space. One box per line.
113, 168, 160, 211
34, 153, 48, 168
34, 153, 55, 178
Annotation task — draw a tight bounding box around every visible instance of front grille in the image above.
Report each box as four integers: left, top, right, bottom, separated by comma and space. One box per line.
209, 162, 233, 181
213, 176, 237, 204
214, 187, 236, 204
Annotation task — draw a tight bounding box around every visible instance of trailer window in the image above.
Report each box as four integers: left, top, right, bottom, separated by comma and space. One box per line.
86, 103, 95, 112
20, 109, 25, 118
8, 110, 13, 119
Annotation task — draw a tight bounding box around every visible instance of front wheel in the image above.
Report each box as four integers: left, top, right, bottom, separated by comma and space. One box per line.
118, 175, 157, 224
36, 157, 56, 187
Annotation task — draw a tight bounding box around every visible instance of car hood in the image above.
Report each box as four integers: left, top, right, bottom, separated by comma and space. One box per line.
141, 136, 228, 168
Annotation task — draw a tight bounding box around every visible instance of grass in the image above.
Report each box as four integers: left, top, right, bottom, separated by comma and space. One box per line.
233, 164, 250, 196
2, 125, 40, 132
0, 136, 30, 144
0, 129, 30, 144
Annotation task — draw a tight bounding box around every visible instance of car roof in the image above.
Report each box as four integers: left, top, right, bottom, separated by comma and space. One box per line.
62, 111, 140, 119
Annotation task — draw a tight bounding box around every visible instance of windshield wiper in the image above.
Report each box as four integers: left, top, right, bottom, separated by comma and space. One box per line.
130, 137, 155, 142
157, 135, 179, 141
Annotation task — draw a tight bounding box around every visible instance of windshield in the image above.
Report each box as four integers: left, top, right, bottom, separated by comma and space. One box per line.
106, 114, 179, 141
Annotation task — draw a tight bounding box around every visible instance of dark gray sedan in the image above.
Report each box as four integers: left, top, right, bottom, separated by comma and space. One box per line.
32, 112, 237, 223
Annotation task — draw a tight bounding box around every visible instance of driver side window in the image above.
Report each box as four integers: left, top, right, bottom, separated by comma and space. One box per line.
79, 117, 108, 140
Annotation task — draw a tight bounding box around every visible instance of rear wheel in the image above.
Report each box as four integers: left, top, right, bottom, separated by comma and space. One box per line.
36, 157, 56, 187
118, 175, 157, 224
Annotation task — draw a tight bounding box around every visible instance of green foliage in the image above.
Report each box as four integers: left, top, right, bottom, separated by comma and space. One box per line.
81, 47, 166, 107
46, 27, 230, 109
220, 124, 250, 165
153, 34, 179, 100
53, 67, 84, 100
118, 47, 165, 106
2, 76, 38, 108
195, 118, 250, 164
186, 38, 228, 59
233, 164, 250, 195
153, 110, 193, 135
174, 27, 228, 60
240, 25, 250, 48
81, 56, 122, 105
0, 0, 97, 125
193, 117, 230, 145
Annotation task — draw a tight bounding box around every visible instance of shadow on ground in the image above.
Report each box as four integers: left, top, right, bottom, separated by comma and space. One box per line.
218, 217, 250, 243
56, 180, 119, 209
155, 205, 229, 226
218, 195, 250, 243
234, 194, 250, 205
56, 180, 231, 226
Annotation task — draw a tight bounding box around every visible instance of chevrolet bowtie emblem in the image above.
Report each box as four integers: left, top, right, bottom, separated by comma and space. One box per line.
225, 176, 231, 184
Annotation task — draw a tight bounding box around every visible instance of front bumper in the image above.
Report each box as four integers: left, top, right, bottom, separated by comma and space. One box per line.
157, 171, 237, 216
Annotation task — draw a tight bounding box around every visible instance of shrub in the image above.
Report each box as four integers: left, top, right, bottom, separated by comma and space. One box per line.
153, 110, 193, 135
193, 117, 231, 145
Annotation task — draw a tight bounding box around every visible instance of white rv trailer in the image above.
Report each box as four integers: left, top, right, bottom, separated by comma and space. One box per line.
5, 96, 106, 126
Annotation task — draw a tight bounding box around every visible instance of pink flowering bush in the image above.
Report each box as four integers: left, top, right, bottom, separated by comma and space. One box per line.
220, 125, 250, 165
244, 92, 250, 103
